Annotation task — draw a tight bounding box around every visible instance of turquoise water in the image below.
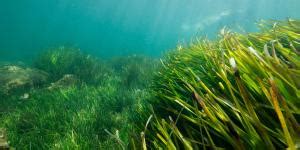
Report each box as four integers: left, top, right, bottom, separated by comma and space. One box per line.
0, 0, 299, 60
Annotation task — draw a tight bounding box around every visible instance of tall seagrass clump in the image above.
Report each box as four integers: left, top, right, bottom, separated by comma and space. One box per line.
142, 20, 300, 149
34, 47, 108, 85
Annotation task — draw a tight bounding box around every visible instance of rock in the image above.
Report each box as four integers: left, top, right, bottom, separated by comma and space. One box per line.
19, 93, 30, 100
0, 65, 48, 94
48, 74, 79, 90
0, 128, 9, 149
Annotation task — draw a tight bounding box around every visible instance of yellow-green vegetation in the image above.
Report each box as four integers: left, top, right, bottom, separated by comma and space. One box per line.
142, 19, 300, 149
0, 48, 158, 149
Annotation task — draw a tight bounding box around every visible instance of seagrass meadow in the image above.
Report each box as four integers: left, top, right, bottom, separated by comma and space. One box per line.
0, 19, 300, 149
0, 49, 158, 149
136, 19, 300, 149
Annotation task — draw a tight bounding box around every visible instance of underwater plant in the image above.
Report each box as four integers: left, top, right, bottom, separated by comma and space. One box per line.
0, 51, 158, 149
108, 55, 159, 89
139, 19, 300, 149
0, 84, 134, 149
33, 47, 108, 85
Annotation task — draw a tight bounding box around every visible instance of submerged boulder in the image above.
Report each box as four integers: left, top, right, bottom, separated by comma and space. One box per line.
0, 65, 48, 94
0, 128, 9, 149
47, 74, 80, 90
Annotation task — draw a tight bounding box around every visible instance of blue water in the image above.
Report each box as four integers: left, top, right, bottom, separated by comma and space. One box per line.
0, 0, 299, 61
